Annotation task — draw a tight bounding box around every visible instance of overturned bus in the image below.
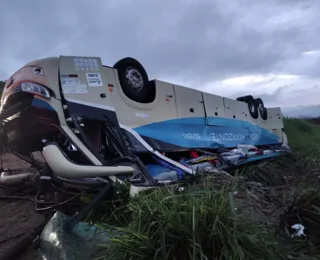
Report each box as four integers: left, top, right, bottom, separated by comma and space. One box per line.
0, 56, 289, 225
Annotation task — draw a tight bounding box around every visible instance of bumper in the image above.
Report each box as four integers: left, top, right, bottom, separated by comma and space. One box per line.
1, 94, 60, 152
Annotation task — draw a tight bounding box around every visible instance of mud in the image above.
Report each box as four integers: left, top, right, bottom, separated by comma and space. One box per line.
0, 153, 45, 260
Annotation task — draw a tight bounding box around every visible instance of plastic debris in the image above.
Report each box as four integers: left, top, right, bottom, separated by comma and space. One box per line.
38, 211, 113, 260
178, 186, 185, 192
291, 223, 306, 238
237, 144, 257, 154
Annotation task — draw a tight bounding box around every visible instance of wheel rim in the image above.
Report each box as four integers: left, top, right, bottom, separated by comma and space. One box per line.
125, 67, 144, 91
250, 103, 256, 114
258, 105, 264, 114
260, 106, 267, 119
248, 101, 258, 119
257, 103, 267, 119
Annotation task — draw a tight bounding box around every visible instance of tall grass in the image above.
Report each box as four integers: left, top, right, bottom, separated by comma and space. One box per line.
98, 185, 278, 260
283, 118, 320, 154
95, 118, 320, 260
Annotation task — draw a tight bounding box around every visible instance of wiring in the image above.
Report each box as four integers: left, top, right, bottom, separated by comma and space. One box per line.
0, 193, 81, 212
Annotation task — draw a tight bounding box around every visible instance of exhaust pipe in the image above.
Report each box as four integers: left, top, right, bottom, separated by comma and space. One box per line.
42, 144, 135, 178
0, 171, 34, 186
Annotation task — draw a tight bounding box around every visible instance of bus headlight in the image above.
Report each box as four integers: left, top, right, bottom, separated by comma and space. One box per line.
21, 82, 50, 98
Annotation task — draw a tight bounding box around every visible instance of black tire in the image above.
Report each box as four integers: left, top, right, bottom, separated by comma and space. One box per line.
255, 98, 268, 120
236, 95, 252, 102
113, 57, 152, 103
237, 95, 259, 119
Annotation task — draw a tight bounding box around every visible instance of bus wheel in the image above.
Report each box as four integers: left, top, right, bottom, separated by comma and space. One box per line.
255, 98, 268, 120
236, 95, 259, 119
113, 57, 153, 103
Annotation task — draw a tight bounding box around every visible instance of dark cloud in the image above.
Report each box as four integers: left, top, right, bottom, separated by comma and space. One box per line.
0, 0, 319, 87
252, 85, 294, 105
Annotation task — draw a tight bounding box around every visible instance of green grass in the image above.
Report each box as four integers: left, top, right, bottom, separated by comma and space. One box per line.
283, 118, 320, 153
94, 118, 320, 260
99, 187, 278, 260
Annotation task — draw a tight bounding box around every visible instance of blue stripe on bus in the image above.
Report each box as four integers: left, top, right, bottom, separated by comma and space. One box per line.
134, 117, 279, 149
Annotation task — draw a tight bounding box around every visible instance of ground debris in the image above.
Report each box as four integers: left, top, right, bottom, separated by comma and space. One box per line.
0, 153, 45, 260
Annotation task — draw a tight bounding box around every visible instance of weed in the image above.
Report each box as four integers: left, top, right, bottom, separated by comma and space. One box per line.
95, 118, 320, 260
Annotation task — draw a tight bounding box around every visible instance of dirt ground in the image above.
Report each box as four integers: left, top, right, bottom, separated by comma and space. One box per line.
0, 153, 46, 260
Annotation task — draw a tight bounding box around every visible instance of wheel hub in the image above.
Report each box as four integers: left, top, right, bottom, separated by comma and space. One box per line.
258, 104, 264, 112
125, 67, 144, 91
250, 103, 256, 113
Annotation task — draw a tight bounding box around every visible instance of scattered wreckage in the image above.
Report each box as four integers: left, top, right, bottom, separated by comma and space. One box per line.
0, 56, 289, 228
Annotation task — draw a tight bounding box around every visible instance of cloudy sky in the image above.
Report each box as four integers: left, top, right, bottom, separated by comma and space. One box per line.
1, 0, 320, 113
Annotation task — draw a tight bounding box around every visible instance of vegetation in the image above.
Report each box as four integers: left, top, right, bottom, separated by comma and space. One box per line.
85, 118, 320, 260
0, 81, 4, 99
0, 81, 4, 90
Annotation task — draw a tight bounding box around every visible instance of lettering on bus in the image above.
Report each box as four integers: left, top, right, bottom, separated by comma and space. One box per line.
210, 132, 260, 141
182, 133, 202, 140
181, 132, 261, 142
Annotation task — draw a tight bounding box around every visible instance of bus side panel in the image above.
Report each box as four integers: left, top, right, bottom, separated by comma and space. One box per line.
134, 116, 280, 150
202, 93, 226, 123
173, 84, 206, 119
259, 107, 284, 129
110, 76, 179, 128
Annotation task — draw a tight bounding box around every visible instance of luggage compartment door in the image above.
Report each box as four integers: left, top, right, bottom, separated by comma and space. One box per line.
174, 85, 206, 121
202, 93, 226, 125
